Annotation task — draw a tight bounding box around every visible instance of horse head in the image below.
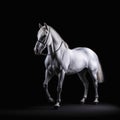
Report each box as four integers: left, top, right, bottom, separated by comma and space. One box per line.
34, 23, 51, 55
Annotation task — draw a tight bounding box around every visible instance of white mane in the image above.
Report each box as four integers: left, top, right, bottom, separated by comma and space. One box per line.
49, 26, 69, 48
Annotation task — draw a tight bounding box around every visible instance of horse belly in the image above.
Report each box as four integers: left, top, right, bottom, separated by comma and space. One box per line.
66, 55, 88, 74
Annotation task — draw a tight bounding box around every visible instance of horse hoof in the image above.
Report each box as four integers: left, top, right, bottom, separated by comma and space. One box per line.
94, 101, 99, 104
93, 99, 99, 104
81, 101, 85, 104
54, 105, 59, 109
80, 101, 85, 104
80, 98, 85, 104
54, 103, 60, 109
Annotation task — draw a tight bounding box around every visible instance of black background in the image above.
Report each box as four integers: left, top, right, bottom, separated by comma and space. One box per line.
0, 1, 120, 111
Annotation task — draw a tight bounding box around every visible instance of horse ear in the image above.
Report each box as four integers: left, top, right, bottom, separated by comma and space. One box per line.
39, 23, 42, 28
44, 22, 48, 30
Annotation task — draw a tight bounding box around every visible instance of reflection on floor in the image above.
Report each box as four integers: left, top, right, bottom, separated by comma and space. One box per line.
0, 104, 120, 119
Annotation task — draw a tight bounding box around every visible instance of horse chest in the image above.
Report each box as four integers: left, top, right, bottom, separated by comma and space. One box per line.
49, 58, 61, 74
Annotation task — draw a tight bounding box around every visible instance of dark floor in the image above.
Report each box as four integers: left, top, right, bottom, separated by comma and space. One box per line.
0, 104, 120, 119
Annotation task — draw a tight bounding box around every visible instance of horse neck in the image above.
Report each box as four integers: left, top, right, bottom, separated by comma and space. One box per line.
47, 40, 54, 56
50, 27, 68, 53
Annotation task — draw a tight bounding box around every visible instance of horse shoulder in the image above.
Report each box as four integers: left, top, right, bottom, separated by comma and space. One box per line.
44, 56, 51, 68
59, 49, 71, 71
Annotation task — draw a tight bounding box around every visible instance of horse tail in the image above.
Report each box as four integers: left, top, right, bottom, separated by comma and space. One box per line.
97, 60, 104, 83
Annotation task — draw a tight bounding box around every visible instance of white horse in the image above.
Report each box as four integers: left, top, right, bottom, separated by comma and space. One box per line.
34, 23, 104, 108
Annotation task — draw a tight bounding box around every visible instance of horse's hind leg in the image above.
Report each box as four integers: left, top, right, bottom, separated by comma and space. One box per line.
43, 69, 54, 103
89, 70, 99, 103
77, 72, 89, 103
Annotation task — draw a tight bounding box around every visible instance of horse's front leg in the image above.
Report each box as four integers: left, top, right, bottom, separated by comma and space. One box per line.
43, 69, 54, 103
54, 70, 65, 108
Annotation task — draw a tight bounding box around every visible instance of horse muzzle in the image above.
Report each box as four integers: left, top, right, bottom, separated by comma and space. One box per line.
34, 48, 43, 55
34, 47, 38, 55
